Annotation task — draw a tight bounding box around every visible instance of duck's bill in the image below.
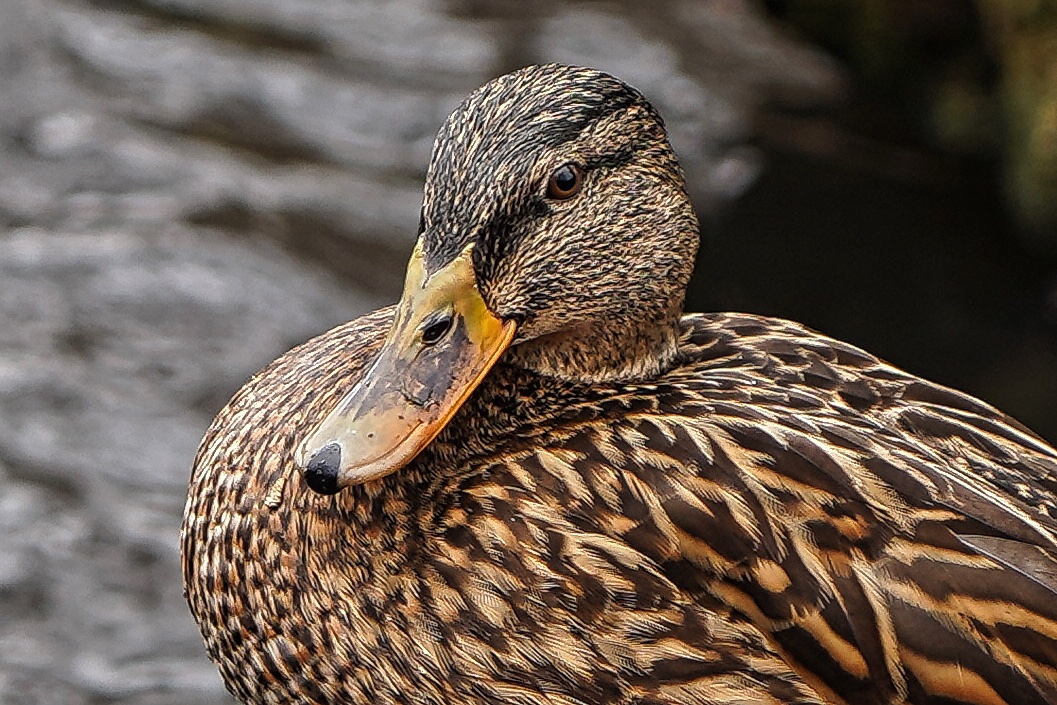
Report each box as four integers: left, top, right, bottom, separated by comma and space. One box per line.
297, 242, 516, 494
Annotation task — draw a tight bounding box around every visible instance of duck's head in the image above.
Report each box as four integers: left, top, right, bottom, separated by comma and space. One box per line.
298, 64, 699, 494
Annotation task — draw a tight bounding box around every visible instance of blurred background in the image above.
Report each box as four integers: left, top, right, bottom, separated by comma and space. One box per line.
1, 0, 1055, 702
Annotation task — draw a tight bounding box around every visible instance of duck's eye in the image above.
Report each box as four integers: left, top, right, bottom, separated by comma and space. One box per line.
546, 164, 583, 200
420, 313, 453, 346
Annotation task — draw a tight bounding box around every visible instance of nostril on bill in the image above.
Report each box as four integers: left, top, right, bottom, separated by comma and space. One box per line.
303, 442, 342, 495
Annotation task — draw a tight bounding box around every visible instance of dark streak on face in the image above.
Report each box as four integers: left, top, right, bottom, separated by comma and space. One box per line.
419, 65, 652, 273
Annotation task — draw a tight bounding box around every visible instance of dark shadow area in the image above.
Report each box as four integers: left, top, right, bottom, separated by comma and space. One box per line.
689, 0, 1057, 444
693, 144, 1057, 443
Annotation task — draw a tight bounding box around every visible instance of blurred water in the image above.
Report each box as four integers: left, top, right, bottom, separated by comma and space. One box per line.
0, 1, 842, 702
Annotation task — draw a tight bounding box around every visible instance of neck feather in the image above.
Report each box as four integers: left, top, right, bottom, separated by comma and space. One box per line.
504, 308, 683, 383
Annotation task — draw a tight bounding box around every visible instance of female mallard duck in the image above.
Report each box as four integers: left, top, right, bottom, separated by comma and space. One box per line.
182, 64, 1057, 705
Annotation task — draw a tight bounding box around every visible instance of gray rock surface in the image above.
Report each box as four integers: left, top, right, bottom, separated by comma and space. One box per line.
0, 0, 839, 702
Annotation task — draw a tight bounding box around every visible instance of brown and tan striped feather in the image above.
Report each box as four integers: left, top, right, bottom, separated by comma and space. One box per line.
464, 312, 1057, 705
183, 308, 824, 704
182, 310, 1057, 705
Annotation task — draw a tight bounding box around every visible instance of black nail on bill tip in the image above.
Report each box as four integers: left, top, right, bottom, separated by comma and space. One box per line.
303, 442, 342, 495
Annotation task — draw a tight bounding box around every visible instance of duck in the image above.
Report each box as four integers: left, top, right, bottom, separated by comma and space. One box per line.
181, 64, 1057, 705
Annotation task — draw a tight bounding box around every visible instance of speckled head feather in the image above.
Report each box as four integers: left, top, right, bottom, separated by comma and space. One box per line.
422, 64, 666, 268
420, 64, 698, 381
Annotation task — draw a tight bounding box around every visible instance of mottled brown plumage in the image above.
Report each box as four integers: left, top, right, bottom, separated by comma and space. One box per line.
182, 65, 1057, 705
